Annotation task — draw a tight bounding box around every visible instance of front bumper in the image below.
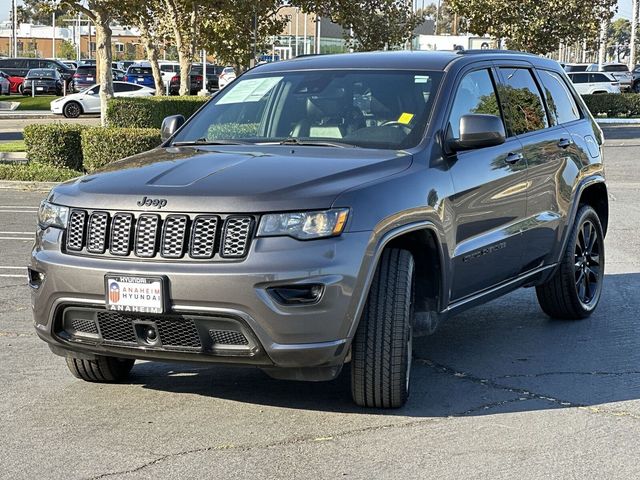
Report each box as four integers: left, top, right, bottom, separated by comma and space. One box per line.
31, 228, 374, 379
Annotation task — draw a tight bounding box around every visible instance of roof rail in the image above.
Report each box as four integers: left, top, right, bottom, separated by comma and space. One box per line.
456, 49, 537, 56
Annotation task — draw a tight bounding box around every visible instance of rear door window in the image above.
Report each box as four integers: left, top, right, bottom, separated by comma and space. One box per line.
589, 73, 609, 83
498, 67, 549, 136
447, 69, 503, 139
538, 70, 581, 125
570, 73, 588, 84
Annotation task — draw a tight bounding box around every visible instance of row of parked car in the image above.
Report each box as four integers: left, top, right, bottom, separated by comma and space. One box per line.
0, 57, 236, 98
563, 62, 639, 94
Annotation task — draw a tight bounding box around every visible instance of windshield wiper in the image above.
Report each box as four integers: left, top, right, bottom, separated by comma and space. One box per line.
172, 137, 252, 146
276, 138, 356, 148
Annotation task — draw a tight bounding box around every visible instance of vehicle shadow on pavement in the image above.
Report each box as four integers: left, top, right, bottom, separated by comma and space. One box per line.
128, 273, 640, 416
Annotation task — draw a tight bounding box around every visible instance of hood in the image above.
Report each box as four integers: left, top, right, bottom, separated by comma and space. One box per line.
49, 145, 412, 213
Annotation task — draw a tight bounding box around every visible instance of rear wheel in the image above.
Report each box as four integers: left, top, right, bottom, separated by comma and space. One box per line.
66, 355, 134, 383
63, 101, 82, 118
536, 205, 604, 319
351, 248, 414, 408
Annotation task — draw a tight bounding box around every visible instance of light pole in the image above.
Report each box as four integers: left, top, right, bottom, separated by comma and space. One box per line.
52, 11, 56, 58
12, 0, 18, 57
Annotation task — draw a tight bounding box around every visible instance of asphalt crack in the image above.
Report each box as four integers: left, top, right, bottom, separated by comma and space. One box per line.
498, 371, 640, 379
416, 358, 579, 410
85, 417, 447, 480
417, 358, 640, 421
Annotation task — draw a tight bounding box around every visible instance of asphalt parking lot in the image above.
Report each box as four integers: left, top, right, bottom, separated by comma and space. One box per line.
1, 126, 639, 479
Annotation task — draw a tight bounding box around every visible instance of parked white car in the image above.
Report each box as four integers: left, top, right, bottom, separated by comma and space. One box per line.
50, 81, 155, 118
585, 63, 633, 91
567, 72, 621, 95
218, 66, 236, 89
159, 61, 180, 85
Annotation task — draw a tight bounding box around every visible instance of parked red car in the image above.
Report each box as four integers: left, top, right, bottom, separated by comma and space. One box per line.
0, 71, 24, 94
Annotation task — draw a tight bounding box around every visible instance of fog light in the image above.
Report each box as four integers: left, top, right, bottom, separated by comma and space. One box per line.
27, 268, 45, 289
268, 284, 324, 305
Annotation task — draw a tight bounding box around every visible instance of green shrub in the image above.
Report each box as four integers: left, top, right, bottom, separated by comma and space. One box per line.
0, 162, 82, 182
106, 96, 209, 128
582, 93, 640, 117
23, 123, 86, 170
81, 127, 162, 172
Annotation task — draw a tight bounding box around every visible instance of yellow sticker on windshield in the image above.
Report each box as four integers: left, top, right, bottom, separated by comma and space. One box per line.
398, 112, 414, 124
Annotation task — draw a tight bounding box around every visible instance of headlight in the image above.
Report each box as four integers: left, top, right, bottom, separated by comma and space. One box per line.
257, 209, 349, 240
38, 201, 69, 229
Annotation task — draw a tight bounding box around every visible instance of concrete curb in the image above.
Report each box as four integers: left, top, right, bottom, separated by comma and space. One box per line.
0, 111, 57, 120
0, 180, 59, 191
596, 118, 640, 124
0, 152, 28, 163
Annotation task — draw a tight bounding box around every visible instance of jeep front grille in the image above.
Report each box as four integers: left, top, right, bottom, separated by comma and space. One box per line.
65, 209, 254, 260
96, 311, 202, 351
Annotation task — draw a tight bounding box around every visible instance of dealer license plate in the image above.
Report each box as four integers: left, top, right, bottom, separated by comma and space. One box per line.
105, 275, 164, 314
36, 87, 44, 91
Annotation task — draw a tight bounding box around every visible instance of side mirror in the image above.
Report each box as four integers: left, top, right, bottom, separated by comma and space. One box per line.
448, 114, 506, 152
161, 114, 185, 142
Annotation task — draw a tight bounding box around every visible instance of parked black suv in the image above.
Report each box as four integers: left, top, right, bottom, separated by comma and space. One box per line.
168, 64, 223, 94
0, 57, 74, 88
31, 51, 607, 408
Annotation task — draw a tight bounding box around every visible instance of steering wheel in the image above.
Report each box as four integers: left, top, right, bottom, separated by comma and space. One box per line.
380, 120, 411, 134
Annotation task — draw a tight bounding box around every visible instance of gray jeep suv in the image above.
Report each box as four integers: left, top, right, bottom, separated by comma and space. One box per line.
31, 51, 608, 408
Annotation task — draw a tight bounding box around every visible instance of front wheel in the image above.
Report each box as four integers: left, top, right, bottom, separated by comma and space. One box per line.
351, 248, 414, 408
66, 355, 135, 382
536, 205, 605, 319
63, 101, 82, 118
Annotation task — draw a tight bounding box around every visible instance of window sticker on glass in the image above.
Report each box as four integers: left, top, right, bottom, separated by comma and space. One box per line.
414, 76, 429, 84
398, 112, 414, 124
217, 77, 283, 105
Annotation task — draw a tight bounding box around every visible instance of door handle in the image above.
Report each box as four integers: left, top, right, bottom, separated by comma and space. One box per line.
558, 138, 573, 149
504, 152, 523, 164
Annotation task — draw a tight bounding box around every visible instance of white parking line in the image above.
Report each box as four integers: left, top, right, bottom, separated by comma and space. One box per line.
0, 237, 32, 240
0, 266, 26, 269
0, 206, 40, 208
0, 232, 33, 235
0, 211, 38, 214
0, 274, 26, 278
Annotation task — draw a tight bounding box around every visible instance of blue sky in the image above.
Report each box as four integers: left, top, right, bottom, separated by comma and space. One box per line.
0, 0, 635, 23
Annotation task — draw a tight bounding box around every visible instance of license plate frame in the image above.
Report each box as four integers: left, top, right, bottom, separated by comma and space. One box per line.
104, 274, 167, 314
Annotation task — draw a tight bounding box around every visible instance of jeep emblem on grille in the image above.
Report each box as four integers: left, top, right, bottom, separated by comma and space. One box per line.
137, 196, 167, 208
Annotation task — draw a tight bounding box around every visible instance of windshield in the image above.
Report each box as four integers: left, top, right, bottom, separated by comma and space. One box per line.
128, 67, 152, 75
172, 69, 442, 150
603, 65, 629, 72
27, 69, 55, 78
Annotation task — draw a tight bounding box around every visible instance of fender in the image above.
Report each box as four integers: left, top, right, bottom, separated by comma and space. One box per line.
345, 220, 449, 340
550, 174, 607, 278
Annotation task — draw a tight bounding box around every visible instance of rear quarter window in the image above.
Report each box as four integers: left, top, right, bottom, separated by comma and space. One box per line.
538, 70, 581, 125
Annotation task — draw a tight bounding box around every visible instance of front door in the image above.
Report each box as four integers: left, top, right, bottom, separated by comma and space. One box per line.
446, 67, 529, 302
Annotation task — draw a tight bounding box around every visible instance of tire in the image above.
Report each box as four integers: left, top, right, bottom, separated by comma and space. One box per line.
63, 101, 82, 118
351, 248, 415, 408
65, 355, 134, 383
634, 82, 640, 93
536, 205, 605, 319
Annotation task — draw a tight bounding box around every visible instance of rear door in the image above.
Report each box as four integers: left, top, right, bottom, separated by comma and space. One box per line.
522, 68, 584, 267
445, 66, 528, 301
495, 65, 574, 272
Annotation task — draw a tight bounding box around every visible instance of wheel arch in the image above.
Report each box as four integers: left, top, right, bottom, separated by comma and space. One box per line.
577, 180, 608, 236
346, 221, 449, 341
